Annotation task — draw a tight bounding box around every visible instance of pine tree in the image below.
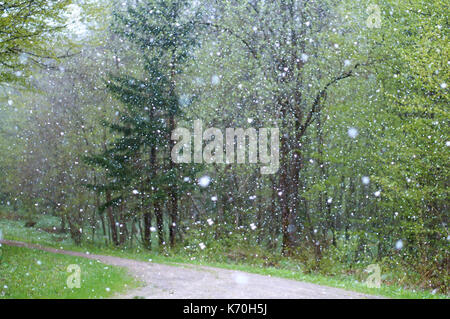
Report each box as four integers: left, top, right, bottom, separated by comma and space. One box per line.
86, 0, 201, 248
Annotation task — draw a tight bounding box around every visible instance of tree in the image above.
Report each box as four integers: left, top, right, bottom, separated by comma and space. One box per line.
186, 0, 378, 255
87, 0, 201, 248
0, 0, 73, 85
373, 0, 449, 290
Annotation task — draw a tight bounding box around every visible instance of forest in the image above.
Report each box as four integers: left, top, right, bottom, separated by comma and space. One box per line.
0, 0, 448, 298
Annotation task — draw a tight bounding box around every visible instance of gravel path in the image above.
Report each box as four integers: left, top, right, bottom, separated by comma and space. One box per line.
0, 239, 380, 299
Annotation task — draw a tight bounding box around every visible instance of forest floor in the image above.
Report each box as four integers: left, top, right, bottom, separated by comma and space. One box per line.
1, 239, 380, 299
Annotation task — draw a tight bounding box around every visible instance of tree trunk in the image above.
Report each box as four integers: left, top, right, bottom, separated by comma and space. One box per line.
143, 209, 152, 249
155, 201, 164, 248
168, 116, 178, 248
106, 190, 119, 245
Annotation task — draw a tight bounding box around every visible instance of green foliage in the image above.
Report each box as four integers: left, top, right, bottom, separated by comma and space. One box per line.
0, 0, 72, 85
370, 0, 449, 291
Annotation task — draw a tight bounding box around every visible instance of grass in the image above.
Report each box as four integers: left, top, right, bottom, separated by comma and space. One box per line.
0, 217, 447, 299
0, 245, 140, 299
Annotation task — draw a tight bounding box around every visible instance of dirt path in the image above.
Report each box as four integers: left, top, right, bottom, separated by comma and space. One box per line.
0, 239, 380, 299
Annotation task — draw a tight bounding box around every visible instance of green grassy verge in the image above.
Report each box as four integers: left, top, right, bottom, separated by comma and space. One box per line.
0, 245, 140, 299
0, 218, 447, 299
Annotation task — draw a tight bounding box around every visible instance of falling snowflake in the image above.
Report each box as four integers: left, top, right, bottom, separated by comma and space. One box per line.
361, 176, 370, 185
198, 175, 211, 188
232, 273, 249, 285
211, 75, 220, 85
347, 127, 358, 139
